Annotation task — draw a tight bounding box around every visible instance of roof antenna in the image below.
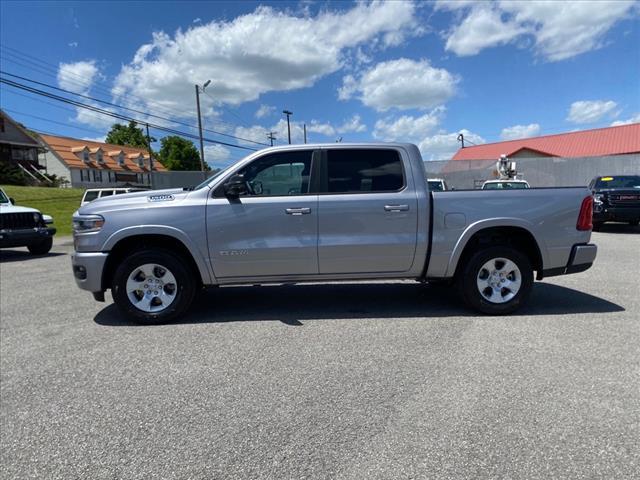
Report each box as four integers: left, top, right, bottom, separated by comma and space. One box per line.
457, 133, 464, 148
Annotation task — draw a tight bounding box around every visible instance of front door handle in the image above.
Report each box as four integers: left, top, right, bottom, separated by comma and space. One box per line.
384, 204, 409, 212
285, 207, 311, 215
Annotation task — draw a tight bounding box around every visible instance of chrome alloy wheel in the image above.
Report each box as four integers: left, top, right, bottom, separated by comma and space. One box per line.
476, 257, 522, 304
126, 263, 178, 313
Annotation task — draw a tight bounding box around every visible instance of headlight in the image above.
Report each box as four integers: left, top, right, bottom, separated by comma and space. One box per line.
593, 194, 604, 204
73, 214, 105, 233
32, 212, 41, 224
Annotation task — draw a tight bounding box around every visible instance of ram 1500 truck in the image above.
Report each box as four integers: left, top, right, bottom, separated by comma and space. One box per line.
71, 143, 597, 324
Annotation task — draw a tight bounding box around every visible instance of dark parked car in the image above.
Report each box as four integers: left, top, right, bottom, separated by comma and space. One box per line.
589, 175, 640, 230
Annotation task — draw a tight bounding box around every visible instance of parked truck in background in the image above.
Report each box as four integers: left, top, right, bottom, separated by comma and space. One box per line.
589, 175, 640, 230
71, 143, 597, 324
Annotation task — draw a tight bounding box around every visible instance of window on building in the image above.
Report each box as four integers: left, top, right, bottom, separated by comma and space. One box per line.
118, 153, 124, 166
83, 150, 90, 162
325, 149, 404, 193
96, 151, 104, 163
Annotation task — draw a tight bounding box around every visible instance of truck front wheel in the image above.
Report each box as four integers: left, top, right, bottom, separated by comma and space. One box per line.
111, 249, 196, 324
458, 246, 533, 315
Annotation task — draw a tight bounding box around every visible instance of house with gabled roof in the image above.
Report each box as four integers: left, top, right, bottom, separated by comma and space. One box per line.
0, 109, 47, 173
38, 133, 166, 188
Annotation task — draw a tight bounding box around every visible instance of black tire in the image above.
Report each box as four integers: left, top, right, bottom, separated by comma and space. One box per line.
592, 222, 603, 231
27, 237, 52, 255
457, 246, 533, 315
111, 249, 196, 324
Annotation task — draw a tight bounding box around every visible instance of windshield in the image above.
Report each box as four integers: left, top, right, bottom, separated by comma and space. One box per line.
428, 181, 444, 191
0, 189, 9, 204
483, 182, 529, 190
192, 166, 232, 190
595, 176, 640, 189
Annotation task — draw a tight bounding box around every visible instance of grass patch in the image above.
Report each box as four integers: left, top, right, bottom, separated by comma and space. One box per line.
1, 185, 84, 236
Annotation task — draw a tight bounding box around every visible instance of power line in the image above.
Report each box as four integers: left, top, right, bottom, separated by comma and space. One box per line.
0, 44, 254, 133
2, 108, 107, 135
0, 70, 270, 147
0, 76, 260, 152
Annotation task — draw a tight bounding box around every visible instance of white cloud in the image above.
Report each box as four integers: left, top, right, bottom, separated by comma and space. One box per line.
307, 121, 336, 137
339, 58, 458, 111
373, 108, 444, 143
307, 115, 367, 138
57, 60, 99, 94
567, 100, 618, 124
370, 106, 480, 160
193, 17, 202, 23
255, 104, 276, 119
500, 123, 540, 140
57, 60, 116, 129
440, 0, 637, 61
235, 118, 306, 146
68, 42, 78, 48
113, 2, 421, 117
444, 5, 526, 56
82, 135, 106, 143
337, 115, 367, 134
418, 129, 485, 161
611, 113, 640, 126
204, 144, 232, 168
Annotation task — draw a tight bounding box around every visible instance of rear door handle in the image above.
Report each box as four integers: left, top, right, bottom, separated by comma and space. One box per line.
384, 204, 409, 212
285, 207, 311, 215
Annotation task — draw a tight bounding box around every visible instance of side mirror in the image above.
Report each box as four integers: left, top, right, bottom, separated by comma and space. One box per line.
9, 197, 15, 205
223, 174, 248, 197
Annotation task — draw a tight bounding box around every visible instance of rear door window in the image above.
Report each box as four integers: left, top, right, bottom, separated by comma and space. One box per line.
325, 149, 404, 193
100, 190, 114, 198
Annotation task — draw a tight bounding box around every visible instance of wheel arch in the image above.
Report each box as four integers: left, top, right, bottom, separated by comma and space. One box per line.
447, 221, 546, 279
101, 230, 213, 291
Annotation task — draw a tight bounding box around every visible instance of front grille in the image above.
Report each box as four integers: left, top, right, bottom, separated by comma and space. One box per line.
609, 194, 640, 206
0, 212, 38, 230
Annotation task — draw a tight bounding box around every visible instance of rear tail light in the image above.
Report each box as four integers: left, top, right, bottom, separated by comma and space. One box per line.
577, 195, 593, 231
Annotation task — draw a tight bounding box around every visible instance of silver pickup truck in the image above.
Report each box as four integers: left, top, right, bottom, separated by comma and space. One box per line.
71, 143, 597, 324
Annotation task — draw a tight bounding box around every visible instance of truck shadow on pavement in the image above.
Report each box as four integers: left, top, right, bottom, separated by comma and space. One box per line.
0, 249, 66, 263
94, 282, 624, 327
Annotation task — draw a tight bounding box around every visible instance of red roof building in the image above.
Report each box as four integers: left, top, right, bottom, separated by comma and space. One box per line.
452, 123, 640, 161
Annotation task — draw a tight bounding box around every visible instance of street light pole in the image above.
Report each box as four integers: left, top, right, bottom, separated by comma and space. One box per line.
195, 80, 211, 175
283, 110, 292, 144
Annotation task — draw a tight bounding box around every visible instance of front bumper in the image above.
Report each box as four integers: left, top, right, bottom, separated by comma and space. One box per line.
542, 243, 597, 278
0, 227, 56, 248
71, 251, 109, 293
593, 205, 640, 223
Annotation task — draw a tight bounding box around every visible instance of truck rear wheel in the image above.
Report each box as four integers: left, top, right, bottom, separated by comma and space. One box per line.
111, 249, 196, 324
458, 246, 533, 315
27, 237, 52, 255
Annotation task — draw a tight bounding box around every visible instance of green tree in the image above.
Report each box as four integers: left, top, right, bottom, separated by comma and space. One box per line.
105, 121, 155, 149
158, 136, 208, 171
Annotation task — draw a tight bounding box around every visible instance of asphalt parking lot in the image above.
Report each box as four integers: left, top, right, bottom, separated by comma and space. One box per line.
1, 225, 639, 479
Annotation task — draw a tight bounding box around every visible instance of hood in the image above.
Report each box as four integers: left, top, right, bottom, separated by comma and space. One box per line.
77, 188, 189, 215
0, 203, 40, 214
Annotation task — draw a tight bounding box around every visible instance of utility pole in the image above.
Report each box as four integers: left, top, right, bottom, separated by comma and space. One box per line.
283, 110, 292, 144
145, 123, 153, 171
195, 80, 211, 175
303, 123, 307, 144
267, 131, 277, 146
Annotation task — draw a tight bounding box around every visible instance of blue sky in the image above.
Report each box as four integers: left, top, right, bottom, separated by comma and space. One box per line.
1, 0, 639, 167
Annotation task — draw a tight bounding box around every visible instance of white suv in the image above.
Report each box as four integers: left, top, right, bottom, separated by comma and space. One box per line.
0, 188, 56, 254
